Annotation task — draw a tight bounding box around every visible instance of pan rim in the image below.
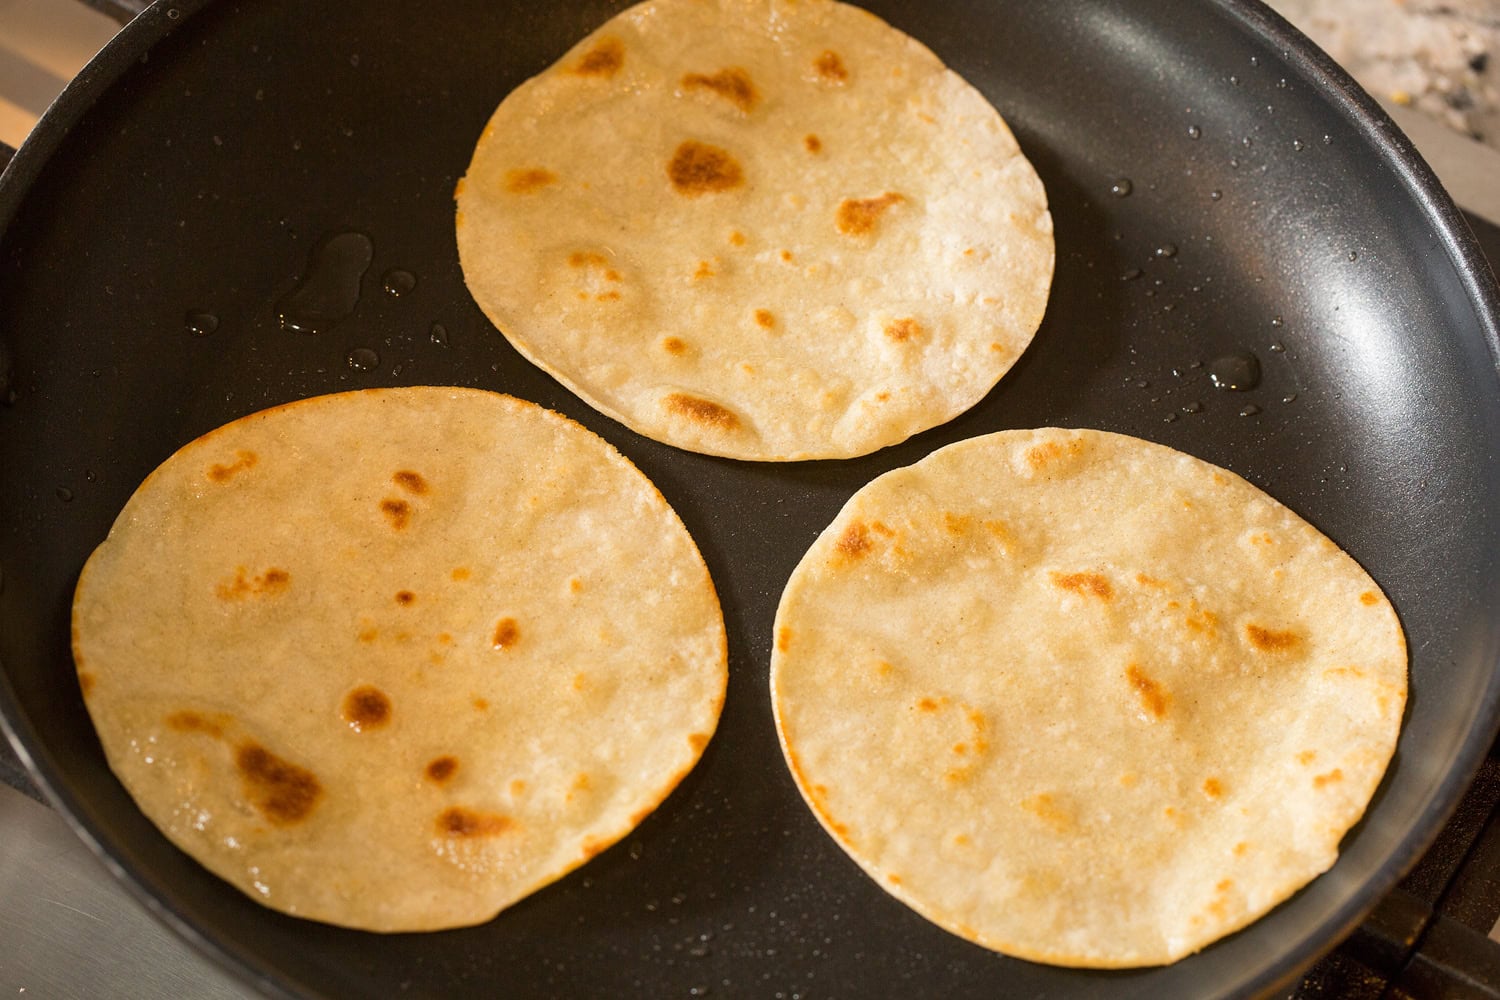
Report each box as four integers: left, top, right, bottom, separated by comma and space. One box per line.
0, 0, 1498, 997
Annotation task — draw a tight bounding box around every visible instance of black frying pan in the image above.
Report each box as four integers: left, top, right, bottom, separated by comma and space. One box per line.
3, 1, 1499, 996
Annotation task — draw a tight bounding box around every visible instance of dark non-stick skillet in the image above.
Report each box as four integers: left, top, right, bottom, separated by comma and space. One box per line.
3, 1, 1499, 996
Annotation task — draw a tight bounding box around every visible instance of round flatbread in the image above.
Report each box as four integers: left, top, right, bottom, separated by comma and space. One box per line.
770, 427, 1407, 967
72, 387, 727, 932
455, 0, 1053, 461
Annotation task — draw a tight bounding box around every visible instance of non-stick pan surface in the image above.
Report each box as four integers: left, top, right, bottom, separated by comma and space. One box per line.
3, 1, 1499, 997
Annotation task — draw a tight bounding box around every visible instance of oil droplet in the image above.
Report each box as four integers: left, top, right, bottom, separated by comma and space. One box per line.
1239, 404, 1262, 417
1208, 352, 1262, 390
165, 6, 180, 18
347, 347, 381, 371
1269, 341, 1286, 353
1155, 243, 1178, 259
628, 840, 644, 860
1292, 139, 1304, 151
1229, 158, 1240, 169
1230, 75, 1240, 86
382, 269, 416, 297
277, 231, 374, 334
1322, 134, 1333, 145
1348, 251, 1359, 262
1122, 268, 1143, 281
429, 323, 450, 346
185, 310, 219, 337
1209, 189, 1222, 201
1271, 315, 1284, 327
85, 470, 97, 482
1187, 125, 1202, 140
1110, 178, 1133, 197
56, 487, 74, 502
1164, 412, 1179, 423
1283, 393, 1298, 404
1249, 55, 1260, 67
1242, 136, 1254, 147
1182, 401, 1204, 414
1277, 77, 1288, 89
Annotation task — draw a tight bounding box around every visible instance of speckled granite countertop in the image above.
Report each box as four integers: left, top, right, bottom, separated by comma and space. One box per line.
1266, 0, 1500, 151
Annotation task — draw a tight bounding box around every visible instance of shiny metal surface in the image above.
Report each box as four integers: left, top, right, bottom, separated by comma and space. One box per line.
0, 784, 252, 998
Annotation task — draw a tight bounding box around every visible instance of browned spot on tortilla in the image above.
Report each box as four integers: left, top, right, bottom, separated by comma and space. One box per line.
392, 470, 428, 494
1360, 591, 1379, 606
1313, 768, 1344, 788
357, 625, 378, 643
581, 836, 609, 858
395, 590, 416, 606
596, 290, 622, 301
804, 134, 822, 153
1234, 841, 1251, 857
77, 671, 95, 697
917, 697, 942, 712
1184, 604, 1220, 635
1202, 777, 1224, 799
603, 268, 622, 282
668, 141, 744, 196
1051, 571, 1113, 601
437, 632, 453, 645
884, 317, 923, 342
1136, 573, 1167, 588
753, 309, 776, 329
887, 873, 903, 885
814, 50, 849, 83
215, 566, 291, 601
504, 168, 558, 194
662, 337, 688, 355
236, 742, 321, 825
688, 732, 711, 752
1025, 438, 1086, 471
568, 578, 584, 594
664, 393, 740, 431
572, 37, 624, 77
693, 260, 716, 280
1120, 771, 1140, 788
942, 512, 973, 535
436, 806, 512, 838
1021, 794, 1072, 833
569, 251, 608, 268
835, 521, 873, 561
1245, 623, 1301, 653
207, 450, 257, 483
1297, 750, 1317, 765
473, 697, 490, 711
682, 67, 759, 112
1126, 664, 1171, 719
425, 756, 458, 784
451, 567, 471, 581
342, 686, 392, 731
165, 710, 225, 737
776, 627, 792, 653
779, 249, 794, 262
492, 617, 520, 650
836, 192, 904, 236
728, 229, 747, 246
379, 498, 411, 530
